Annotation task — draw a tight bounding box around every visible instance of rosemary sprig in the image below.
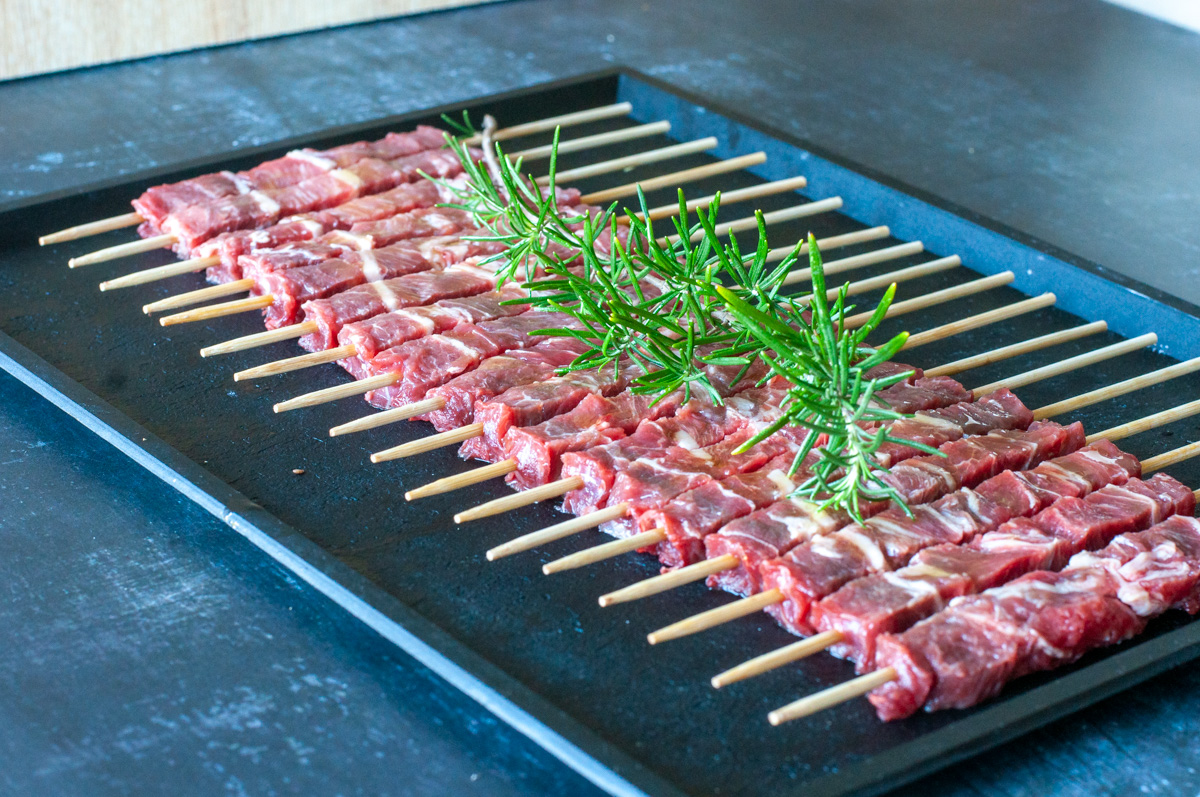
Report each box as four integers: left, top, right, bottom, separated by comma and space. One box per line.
433, 127, 929, 518
716, 234, 943, 522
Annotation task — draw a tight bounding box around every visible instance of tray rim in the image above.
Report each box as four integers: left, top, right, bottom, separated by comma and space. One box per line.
3, 66, 1200, 797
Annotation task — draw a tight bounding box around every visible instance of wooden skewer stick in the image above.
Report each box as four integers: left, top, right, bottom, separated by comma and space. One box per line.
200, 320, 318, 357
540, 528, 666, 575
1143, 439, 1200, 474
970, 333, 1157, 396
486, 504, 630, 561
781, 242, 926, 286
350, 396, 445, 431
571, 149, 760, 197
902, 293, 1057, 349
558, 143, 733, 200
159, 294, 273, 326
708, 623, 842, 683
235, 344, 356, 381
768, 668, 897, 726
273, 373, 396, 413
68, 233, 176, 268
328, 397, 442, 436
510, 121, 671, 162
648, 589, 783, 645
1091, 399, 1200, 445
612, 556, 742, 608
145, 278, 255, 314
543, 529, 667, 575
620, 176, 809, 223
766, 226, 890, 264
711, 631, 844, 688
795, 256, 961, 304
1039, 355, 1200, 421
661, 198, 844, 246
40, 211, 143, 246
598, 555, 738, 607
372, 424, 483, 462
406, 460, 519, 501
925, 321, 1107, 378
453, 476, 584, 525
101, 255, 222, 292
909, 322, 1111, 385
556, 137, 719, 188
842, 271, 1015, 329
461, 101, 634, 146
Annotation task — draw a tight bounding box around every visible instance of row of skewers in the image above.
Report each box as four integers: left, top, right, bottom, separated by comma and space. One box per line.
43, 101, 1200, 727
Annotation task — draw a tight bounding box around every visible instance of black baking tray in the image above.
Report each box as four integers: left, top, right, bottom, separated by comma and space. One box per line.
3, 69, 1200, 797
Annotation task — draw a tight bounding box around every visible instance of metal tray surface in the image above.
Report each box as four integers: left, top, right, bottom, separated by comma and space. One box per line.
3, 70, 1200, 797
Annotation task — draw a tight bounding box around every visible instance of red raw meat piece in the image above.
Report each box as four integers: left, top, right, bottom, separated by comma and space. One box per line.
870, 610, 1024, 721
499, 392, 665, 488
257, 246, 439, 329
302, 266, 510, 351
361, 313, 578, 408
423, 339, 593, 431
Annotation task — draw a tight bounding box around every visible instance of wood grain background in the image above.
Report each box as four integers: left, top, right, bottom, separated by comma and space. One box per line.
2, 0, 491, 81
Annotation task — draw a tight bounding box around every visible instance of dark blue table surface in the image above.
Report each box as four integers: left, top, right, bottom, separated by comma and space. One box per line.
2, 1, 1199, 794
